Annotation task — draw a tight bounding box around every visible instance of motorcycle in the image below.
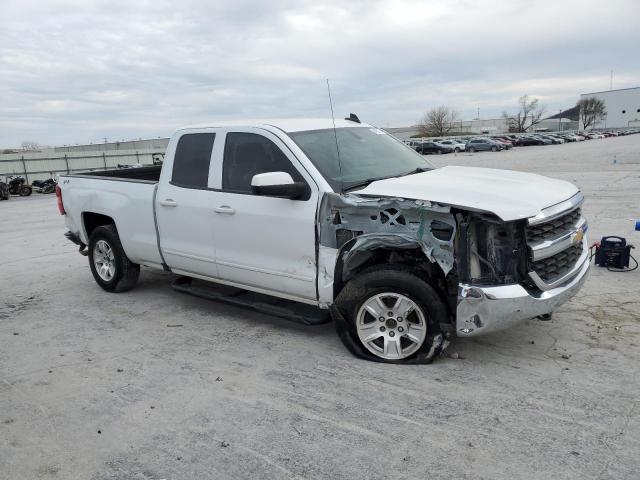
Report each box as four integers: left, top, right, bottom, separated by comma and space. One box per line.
6, 176, 32, 196
32, 174, 58, 194
0, 181, 9, 200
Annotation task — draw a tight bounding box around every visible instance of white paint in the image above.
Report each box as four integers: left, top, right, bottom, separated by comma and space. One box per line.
354, 166, 579, 221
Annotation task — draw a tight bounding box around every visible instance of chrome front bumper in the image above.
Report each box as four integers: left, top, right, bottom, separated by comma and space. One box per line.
456, 244, 590, 336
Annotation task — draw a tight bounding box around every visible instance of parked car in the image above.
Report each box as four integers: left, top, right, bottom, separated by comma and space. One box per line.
57, 118, 590, 363
466, 138, 503, 152
540, 135, 563, 144
490, 137, 513, 149
514, 136, 544, 146
414, 141, 454, 155
531, 135, 553, 145
436, 139, 466, 152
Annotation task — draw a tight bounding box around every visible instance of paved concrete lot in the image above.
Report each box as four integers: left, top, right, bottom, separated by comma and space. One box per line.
1, 135, 639, 479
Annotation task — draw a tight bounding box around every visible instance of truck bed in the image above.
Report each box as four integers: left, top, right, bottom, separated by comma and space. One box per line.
60, 166, 164, 267
70, 165, 162, 183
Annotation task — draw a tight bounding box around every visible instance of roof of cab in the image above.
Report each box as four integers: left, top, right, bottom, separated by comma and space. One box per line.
177, 118, 372, 133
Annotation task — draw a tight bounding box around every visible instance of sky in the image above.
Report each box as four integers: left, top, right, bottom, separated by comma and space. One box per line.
0, 0, 638, 147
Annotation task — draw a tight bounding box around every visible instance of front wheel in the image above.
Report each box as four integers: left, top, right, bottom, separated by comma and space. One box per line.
437, 149, 442, 154
468, 147, 475, 153
19, 186, 32, 196
333, 267, 446, 363
88, 225, 140, 292
491, 146, 498, 152
454, 147, 461, 153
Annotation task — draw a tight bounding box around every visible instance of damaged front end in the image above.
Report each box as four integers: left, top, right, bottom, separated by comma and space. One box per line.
318, 192, 459, 363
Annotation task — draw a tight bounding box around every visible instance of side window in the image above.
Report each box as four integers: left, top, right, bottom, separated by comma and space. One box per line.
222, 132, 307, 194
171, 133, 215, 188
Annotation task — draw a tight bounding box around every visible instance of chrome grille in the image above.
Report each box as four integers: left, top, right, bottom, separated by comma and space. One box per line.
527, 208, 581, 243
531, 243, 583, 283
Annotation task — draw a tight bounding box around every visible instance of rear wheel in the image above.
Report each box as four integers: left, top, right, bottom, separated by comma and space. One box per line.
437, 149, 442, 154
88, 225, 140, 292
333, 267, 446, 363
468, 146, 475, 153
454, 147, 461, 153
491, 146, 498, 152
19, 186, 32, 196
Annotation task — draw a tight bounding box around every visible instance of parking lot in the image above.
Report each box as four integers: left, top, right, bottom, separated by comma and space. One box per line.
1, 134, 639, 479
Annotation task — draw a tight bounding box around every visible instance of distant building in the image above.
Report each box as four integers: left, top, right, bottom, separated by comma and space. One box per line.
53, 137, 169, 153
579, 86, 640, 129
385, 118, 509, 140
537, 106, 579, 132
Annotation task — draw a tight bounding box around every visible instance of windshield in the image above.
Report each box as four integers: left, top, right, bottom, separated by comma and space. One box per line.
288, 127, 434, 191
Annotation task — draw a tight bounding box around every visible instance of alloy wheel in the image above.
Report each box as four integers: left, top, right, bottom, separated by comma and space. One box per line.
356, 292, 427, 360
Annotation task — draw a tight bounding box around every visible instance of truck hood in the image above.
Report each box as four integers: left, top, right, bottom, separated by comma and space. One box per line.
353, 166, 579, 221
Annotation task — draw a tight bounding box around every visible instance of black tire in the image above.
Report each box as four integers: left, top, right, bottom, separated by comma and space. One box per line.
0, 183, 8, 200
88, 225, 140, 292
468, 146, 475, 153
19, 186, 32, 196
454, 147, 460, 153
491, 146, 497, 152
437, 149, 442, 154
333, 267, 447, 364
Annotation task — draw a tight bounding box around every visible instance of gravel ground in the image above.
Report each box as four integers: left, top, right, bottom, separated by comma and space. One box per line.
1, 134, 639, 480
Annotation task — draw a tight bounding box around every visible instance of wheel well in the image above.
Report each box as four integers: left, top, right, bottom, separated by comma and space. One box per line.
333, 246, 458, 323
82, 212, 115, 239
334, 246, 443, 296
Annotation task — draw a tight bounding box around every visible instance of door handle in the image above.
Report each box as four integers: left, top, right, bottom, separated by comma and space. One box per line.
214, 205, 235, 215
159, 199, 177, 207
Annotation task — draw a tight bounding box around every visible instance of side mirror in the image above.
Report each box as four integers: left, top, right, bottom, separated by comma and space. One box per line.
251, 172, 307, 200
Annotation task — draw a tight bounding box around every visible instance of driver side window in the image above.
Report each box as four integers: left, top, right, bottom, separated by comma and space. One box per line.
222, 132, 306, 194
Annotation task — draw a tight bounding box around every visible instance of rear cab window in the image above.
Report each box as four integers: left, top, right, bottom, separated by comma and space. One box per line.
171, 133, 215, 188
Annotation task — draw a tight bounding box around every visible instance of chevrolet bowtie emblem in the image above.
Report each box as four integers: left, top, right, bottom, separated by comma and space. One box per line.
574, 229, 584, 244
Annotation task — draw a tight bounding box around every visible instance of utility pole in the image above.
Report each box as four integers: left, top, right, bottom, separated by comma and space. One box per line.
558, 109, 561, 132
610, 70, 613, 90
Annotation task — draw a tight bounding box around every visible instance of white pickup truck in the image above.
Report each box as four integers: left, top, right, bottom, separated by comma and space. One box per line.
58, 117, 590, 363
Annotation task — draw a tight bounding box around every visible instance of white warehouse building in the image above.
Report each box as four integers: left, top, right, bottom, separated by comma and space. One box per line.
579, 86, 640, 129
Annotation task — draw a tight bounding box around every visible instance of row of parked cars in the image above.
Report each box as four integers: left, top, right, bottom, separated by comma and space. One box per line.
407, 128, 640, 154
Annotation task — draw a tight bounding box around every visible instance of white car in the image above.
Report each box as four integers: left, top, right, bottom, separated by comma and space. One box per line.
57, 118, 589, 363
436, 139, 466, 152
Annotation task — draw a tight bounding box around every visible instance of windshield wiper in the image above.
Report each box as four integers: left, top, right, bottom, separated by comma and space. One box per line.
343, 177, 385, 192
402, 166, 431, 176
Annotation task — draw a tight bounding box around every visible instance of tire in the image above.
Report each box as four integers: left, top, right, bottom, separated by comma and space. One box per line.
333, 267, 447, 364
468, 147, 475, 153
88, 225, 140, 292
491, 146, 497, 152
0, 183, 8, 200
437, 149, 442, 154
19, 186, 32, 196
454, 147, 460, 153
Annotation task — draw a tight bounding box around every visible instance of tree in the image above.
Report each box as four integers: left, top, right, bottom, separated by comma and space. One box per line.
418, 106, 459, 136
577, 97, 606, 130
21, 140, 40, 151
502, 95, 546, 132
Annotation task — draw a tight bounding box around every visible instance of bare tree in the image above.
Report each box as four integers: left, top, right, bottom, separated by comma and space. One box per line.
418, 106, 459, 136
21, 140, 40, 151
502, 95, 546, 132
577, 97, 607, 130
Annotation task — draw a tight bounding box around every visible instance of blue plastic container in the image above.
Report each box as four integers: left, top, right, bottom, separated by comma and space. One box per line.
636, 220, 640, 231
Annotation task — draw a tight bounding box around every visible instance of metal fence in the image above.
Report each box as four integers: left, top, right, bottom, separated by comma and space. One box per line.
0, 149, 165, 183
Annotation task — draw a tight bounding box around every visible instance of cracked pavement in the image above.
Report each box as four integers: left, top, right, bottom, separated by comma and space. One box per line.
1, 135, 639, 479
